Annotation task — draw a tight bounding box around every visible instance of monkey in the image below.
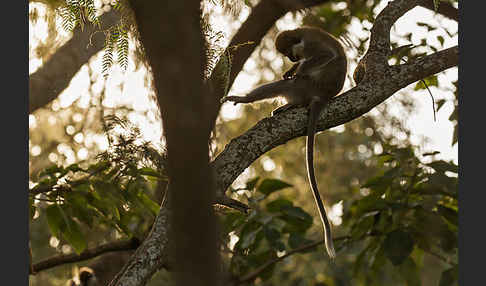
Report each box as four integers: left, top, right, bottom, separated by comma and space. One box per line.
221, 27, 347, 259
67, 267, 97, 286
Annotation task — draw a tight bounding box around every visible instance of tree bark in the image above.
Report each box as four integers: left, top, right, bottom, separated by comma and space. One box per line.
108, 0, 457, 285
126, 1, 220, 286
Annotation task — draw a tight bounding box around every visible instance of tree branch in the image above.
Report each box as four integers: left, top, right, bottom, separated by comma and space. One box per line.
29, 10, 120, 113
238, 236, 350, 284
211, 48, 456, 194
212, 0, 458, 200
419, 0, 458, 22
31, 238, 140, 274
106, 1, 457, 284
108, 207, 170, 286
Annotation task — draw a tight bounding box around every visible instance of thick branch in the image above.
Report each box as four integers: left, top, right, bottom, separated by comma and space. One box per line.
212, 46, 458, 194
106, 1, 457, 284
108, 208, 170, 286
29, 11, 120, 113
419, 0, 458, 21
369, 0, 421, 57
31, 238, 140, 273
128, 0, 220, 285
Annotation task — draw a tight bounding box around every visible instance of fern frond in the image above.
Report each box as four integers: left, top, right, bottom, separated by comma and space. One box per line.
117, 26, 130, 71
102, 28, 117, 77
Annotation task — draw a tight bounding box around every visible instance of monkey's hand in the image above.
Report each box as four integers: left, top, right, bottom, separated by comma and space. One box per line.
282, 62, 300, 80
282, 70, 295, 80
220, 96, 245, 105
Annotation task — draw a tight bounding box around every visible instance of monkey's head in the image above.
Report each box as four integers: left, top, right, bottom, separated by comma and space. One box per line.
79, 267, 97, 286
275, 30, 302, 62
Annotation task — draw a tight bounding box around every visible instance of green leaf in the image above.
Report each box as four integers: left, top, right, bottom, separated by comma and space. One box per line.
439, 266, 458, 286
354, 195, 388, 216
139, 167, 163, 178
66, 163, 84, 173
426, 173, 457, 197
281, 206, 313, 233
139, 193, 160, 215
65, 192, 94, 227
282, 206, 312, 223
288, 233, 313, 249
266, 198, 293, 212
412, 208, 457, 253
45, 205, 65, 238
416, 22, 436, 32
264, 226, 285, 251
247, 250, 277, 281
351, 215, 375, 239
375, 211, 393, 233
398, 257, 421, 286
240, 227, 262, 249
414, 75, 438, 90
245, 177, 260, 191
384, 230, 414, 265
362, 166, 400, 194
353, 237, 382, 275
427, 161, 458, 174
257, 179, 292, 196
437, 35, 445, 46
437, 205, 458, 229
38, 165, 63, 178
378, 153, 394, 164
63, 218, 87, 254
222, 212, 246, 234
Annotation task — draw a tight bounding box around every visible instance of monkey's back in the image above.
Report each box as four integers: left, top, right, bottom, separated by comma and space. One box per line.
293, 27, 347, 98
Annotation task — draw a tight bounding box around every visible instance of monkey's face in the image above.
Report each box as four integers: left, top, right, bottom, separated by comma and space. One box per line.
275, 32, 301, 62
78, 268, 97, 286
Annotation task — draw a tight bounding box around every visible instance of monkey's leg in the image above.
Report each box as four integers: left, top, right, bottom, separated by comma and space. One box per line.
221, 80, 294, 105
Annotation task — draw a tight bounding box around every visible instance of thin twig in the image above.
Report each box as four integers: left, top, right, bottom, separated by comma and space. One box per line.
31, 238, 140, 274
238, 236, 350, 284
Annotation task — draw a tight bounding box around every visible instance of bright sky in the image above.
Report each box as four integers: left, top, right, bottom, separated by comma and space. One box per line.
29, 1, 458, 166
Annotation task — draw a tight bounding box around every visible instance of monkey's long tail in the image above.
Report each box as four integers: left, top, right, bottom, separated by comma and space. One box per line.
306, 98, 336, 259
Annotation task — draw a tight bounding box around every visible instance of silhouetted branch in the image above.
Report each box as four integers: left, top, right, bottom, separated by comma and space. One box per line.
31, 238, 140, 274
29, 11, 120, 113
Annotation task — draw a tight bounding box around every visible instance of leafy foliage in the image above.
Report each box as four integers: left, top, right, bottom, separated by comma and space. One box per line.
102, 24, 130, 77
219, 144, 457, 285
343, 145, 458, 285
58, 0, 100, 32
221, 177, 315, 282
30, 116, 166, 254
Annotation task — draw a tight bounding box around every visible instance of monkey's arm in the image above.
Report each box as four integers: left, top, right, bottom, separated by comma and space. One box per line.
282, 62, 301, 80
295, 53, 337, 78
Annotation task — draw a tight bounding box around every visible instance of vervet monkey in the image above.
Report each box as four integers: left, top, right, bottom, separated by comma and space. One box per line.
221, 27, 347, 258
66, 267, 97, 286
